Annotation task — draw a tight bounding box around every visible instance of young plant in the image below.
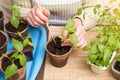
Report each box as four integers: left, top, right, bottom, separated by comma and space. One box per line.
83, 1, 120, 67
2, 38, 26, 79
9, 2, 22, 28
59, 19, 78, 47
17, 32, 34, 47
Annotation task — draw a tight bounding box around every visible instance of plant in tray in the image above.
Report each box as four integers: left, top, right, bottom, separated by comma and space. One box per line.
5, 2, 28, 41
0, 38, 26, 80
83, 1, 120, 74
46, 18, 79, 67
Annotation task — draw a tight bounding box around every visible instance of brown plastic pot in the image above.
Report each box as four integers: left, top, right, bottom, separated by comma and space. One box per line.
0, 30, 8, 57
0, 50, 26, 80
4, 20, 28, 41
46, 37, 72, 67
111, 61, 120, 80
0, 11, 4, 31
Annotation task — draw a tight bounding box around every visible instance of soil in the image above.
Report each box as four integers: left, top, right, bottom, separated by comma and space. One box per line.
114, 61, 120, 72
1, 52, 22, 71
23, 45, 34, 61
0, 11, 4, 31
5, 20, 27, 33
47, 37, 71, 55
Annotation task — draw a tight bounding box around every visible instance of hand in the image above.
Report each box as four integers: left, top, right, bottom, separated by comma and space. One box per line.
62, 18, 87, 48
26, 5, 50, 27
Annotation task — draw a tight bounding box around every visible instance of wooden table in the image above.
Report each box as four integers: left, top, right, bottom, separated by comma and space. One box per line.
43, 26, 116, 80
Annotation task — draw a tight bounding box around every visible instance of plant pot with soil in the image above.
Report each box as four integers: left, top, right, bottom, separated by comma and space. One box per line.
46, 19, 78, 67
4, 2, 28, 41
46, 36, 72, 67
0, 10, 4, 31
111, 54, 120, 80
0, 30, 8, 57
0, 38, 26, 80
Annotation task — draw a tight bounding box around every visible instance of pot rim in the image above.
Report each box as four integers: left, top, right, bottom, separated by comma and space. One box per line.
4, 20, 28, 35
0, 30, 8, 49
46, 36, 72, 57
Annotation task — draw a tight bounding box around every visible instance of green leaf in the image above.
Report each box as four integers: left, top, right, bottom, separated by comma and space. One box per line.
77, 8, 82, 16
10, 15, 19, 28
83, 12, 86, 20
58, 35, 65, 40
2, 54, 8, 58
17, 54, 26, 66
64, 27, 75, 33
17, 32, 22, 37
88, 55, 97, 63
90, 45, 98, 54
94, 8, 97, 15
103, 48, 112, 66
12, 52, 18, 58
14, 8, 20, 17
12, 38, 23, 51
99, 36, 107, 43
98, 43, 106, 53
109, 0, 116, 3
115, 55, 120, 61
66, 19, 75, 28
5, 63, 18, 79
23, 38, 29, 47
69, 34, 78, 47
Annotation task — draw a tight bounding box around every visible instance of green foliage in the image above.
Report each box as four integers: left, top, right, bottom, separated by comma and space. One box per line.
59, 19, 78, 47
9, 2, 21, 28
83, 1, 120, 67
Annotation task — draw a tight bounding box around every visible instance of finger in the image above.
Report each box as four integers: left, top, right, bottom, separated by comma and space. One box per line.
77, 38, 87, 48
28, 13, 40, 27
43, 7, 50, 17
36, 7, 49, 23
61, 39, 72, 46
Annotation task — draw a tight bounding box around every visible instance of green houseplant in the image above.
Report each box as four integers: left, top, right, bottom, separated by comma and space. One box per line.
0, 38, 27, 80
46, 19, 77, 67
83, 1, 120, 74
4, 2, 28, 41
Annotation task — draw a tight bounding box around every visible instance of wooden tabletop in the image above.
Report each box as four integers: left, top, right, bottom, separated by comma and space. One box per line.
43, 26, 116, 80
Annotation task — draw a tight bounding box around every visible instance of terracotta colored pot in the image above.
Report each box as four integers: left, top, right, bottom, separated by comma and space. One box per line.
0, 30, 8, 57
0, 11, 4, 31
0, 50, 26, 80
46, 37, 72, 67
4, 20, 28, 41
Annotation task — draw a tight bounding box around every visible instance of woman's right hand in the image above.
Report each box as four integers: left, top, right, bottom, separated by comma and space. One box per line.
26, 5, 50, 27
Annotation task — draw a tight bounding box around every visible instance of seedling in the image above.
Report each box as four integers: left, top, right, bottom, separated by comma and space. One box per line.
59, 19, 78, 47
2, 38, 26, 79
9, 2, 22, 28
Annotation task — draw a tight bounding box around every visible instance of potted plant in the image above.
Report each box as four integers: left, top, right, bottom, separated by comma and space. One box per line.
4, 2, 28, 41
0, 10, 4, 31
17, 32, 34, 61
0, 38, 26, 80
0, 30, 8, 57
111, 54, 120, 80
46, 19, 78, 67
83, 2, 120, 74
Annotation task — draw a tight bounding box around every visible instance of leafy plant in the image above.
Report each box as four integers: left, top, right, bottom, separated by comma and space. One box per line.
17, 32, 34, 47
83, 1, 120, 67
59, 19, 78, 47
2, 38, 26, 79
9, 2, 22, 28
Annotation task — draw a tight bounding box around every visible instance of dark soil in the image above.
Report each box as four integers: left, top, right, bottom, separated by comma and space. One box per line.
114, 61, 120, 72
5, 20, 27, 33
23, 45, 34, 61
1, 52, 22, 71
47, 37, 71, 55
0, 11, 4, 31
